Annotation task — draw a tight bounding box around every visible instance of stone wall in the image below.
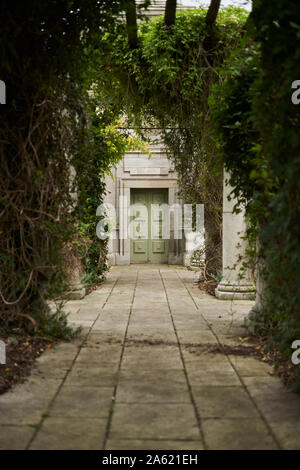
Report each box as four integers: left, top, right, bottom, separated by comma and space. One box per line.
104, 129, 189, 265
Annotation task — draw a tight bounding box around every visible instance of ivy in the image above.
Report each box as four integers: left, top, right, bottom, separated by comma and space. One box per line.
211, 1, 300, 390
72, 92, 140, 290
0, 1, 125, 334
98, 6, 248, 274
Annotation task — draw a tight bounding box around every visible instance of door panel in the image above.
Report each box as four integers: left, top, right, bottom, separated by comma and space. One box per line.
152, 240, 165, 253
130, 189, 168, 263
149, 189, 168, 263
130, 190, 148, 262
133, 240, 147, 254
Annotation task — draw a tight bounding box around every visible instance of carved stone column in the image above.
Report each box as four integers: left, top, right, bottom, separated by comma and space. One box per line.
63, 244, 86, 300
244, 234, 266, 329
67, 265, 86, 300
215, 171, 255, 300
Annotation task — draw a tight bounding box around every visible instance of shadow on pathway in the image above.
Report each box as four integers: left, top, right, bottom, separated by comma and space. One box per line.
1, 265, 300, 450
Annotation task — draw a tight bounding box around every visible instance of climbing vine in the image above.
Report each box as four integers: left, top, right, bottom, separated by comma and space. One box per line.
211, 1, 300, 390
73, 92, 145, 289
0, 1, 126, 333
98, 6, 248, 274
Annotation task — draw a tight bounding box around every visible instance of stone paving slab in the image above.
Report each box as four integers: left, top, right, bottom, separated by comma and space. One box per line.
242, 376, 300, 423
118, 369, 187, 383
106, 440, 205, 450
192, 385, 260, 419
126, 329, 178, 344
177, 329, 217, 345
0, 383, 54, 425
109, 404, 200, 440
49, 386, 114, 419
0, 426, 35, 450
184, 354, 234, 371
76, 345, 122, 364
1, 264, 300, 450
116, 378, 191, 404
229, 356, 272, 377
31, 362, 72, 380
29, 417, 107, 450
121, 345, 182, 370
130, 316, 173, 326
202, 418, 277, 450
132, 304, 170, 313
65, 363, 119, 388
187, 370, 241, 386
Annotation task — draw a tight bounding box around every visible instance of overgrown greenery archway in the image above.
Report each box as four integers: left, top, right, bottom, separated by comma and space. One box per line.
1, 0, 299, 389
99, 2, 248, 275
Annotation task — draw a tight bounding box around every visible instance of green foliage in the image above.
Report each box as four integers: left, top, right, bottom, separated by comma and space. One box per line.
0, 1, 125, 334
211, 1, 300, 389
210, 42, 263, 206
251, 0, 300, 368
72, 100, 133, 289
99, 7, 248, 273
210, 41, 265, 279
209, 271, 223, 283
35, 304, 82, 342
101, 7, 248, 121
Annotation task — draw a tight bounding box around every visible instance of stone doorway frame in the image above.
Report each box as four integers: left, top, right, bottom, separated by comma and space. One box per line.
108, 178, 184, 265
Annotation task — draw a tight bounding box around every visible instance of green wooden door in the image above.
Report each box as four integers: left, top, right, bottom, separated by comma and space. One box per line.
130, 189, 168, 263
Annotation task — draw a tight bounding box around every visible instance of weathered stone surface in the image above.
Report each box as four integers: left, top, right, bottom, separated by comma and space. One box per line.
202, 418, 278, 450
243, 376, 300, 425
126, 329, 177, 344
106, 439, 205, 450
229, 356, 273, 377
31, 362, 71, 379
109, 404, 200, 440
50, 386, 114, 418
116, 378, 191, 403
177, 329, 217, 345
187, 370, 241, 387
50, 385, 113, 418
65, 363, 119, 387
29, 417, 107, 450
1, 265, 299, 450
63, 287, 86, 300
76, 344, 122, 364
0, 425, 34, 450
193, 386, 259, 419
216, 172, 255, 300
266, 419, 300, 450
0, 385, 54, 425
132, 303, 169, 313
66, 307, 100, 322
121, 345, 182, 370
185, 356, 234, 372
118, 369, 186, 383
173, 317, 210, 330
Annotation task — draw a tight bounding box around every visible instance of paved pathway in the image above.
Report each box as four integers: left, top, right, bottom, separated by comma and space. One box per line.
1, 265, 300, 450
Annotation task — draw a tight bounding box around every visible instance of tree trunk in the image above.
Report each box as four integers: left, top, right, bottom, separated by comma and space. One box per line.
203, 0, 221, 56
164, 0, 177, 27
205, 0, 221, 27
125, 0, 138, 49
